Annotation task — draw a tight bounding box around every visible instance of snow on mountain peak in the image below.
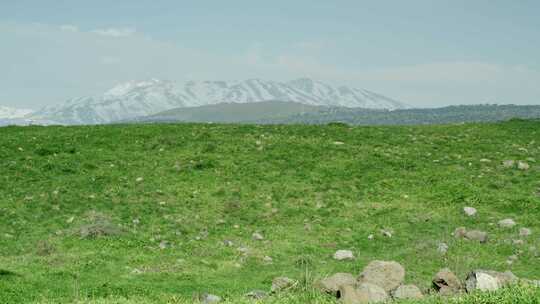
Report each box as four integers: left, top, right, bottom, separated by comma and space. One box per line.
30, 78, 407, 125
0, 106, 33, 119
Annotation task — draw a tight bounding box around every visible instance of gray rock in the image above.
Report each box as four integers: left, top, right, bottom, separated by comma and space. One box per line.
358, 260, 405, 292
498, 218, 516, 229
520, 228, 532, 237
518, 161, 530, 170
252, 232, 264, 241
245, 290, 267, 300
334, 250, 355, 261
502, 160, 515, 168
437, 242, 449, 255
454, 227, 467, 238
198, 293, 222, 304
357, 282, 388, 303
465, 271, 499, 292
315, 273, 356, 295
271, 277, 296, 293
463, 207, 477, 217
433, 268, 462, 294
392, 284, 423, 300
464, 230, 488, 243
338, 285, 364, 304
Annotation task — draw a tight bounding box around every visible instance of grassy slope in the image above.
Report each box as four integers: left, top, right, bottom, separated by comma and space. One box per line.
0, 121, 539, 303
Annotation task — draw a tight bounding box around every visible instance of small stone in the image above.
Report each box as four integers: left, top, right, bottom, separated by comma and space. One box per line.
502, 160, 515, 168
198, 293, 221, 304
498, 218, 516, 229
380, 229, 393, 238
136, 177, 144, 183
463, 207, 477, 217
245, 290, 267, 300
237, 247, 249, 254
518, 161, 530, 170
480, 158, 491, 163
358, 260, 405, 292
513, 239, 525, 246
262, 256, 273, 263
315, 273, 356, 295
130, 268, 143, 275
333, 250, 355, 261
66, 216, 75, 224
252, 232, 264, 241
392, 284, 424, 300
437, 242, 449, 254
333, 141, 345, 145
520, 228, 532, 237
464, 230, 488, 243
367, 234, 374, 240
222, 240, 234, 247
159, 240, 169, 249
271, 277, 296, 293
454, 227, 467, 238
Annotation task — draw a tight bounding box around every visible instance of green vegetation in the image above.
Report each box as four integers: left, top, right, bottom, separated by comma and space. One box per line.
1, 120, 539, 303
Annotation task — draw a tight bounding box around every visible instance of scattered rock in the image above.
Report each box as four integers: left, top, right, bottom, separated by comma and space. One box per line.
262, 256, 273, 264
463, 207, 477, 217
357, 282, 389, 303
380, 229, 393, 238
135, 177, 144, 183
454, 227, 467, 238
518, 161, 530, 170
466, 271, 499, 292
334, 250, 355, 261
252, 232, 264, 241
367, 234, 374, 240
502, 160, 515, 168
464, 230, 488, 243
158, 240, 169, 249
358, 260, 405, 292
480, 158, 491, 163
222, 240, 234, 247
520, 228, 532, 237
245, 290, 267, 300
338, 285, 363, 304
333, 141, 345, 145
315, 273, 356, 295
437, 242, 449, 255
513, 239, 525, 246
433, 268, 462, 294
392, 284, 423, 300
78, 211, 123, 239
198, 293, 221, 304
271, 277, 296, 293
465, 270, 518, 292
498, 218, 516, 229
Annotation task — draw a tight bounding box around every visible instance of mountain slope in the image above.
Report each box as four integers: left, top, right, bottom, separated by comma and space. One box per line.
30, 78, 407, 125
130, 100, 327, 123
0, 106, 32, 119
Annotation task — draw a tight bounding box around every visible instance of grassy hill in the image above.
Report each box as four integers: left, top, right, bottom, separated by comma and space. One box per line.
131, 101, 326, 124
0, 120, 539, 303
128, 103, 540, 126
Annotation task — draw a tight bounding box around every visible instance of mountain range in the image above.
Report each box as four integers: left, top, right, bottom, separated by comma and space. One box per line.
28, 78, 406, 125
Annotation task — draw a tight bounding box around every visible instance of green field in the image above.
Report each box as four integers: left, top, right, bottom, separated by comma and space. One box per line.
1, 120, 539, 303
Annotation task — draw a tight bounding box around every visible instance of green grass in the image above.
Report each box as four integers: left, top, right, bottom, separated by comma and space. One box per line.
0, 120, 539, 303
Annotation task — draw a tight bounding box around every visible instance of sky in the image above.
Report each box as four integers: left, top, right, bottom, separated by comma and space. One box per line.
1, 0, 539, 109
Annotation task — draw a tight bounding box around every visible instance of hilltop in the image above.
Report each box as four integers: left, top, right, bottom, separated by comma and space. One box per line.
0, 120, 539, 303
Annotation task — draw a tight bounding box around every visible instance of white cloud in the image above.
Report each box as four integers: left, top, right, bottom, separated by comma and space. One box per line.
91, 27, 136, 37
59, 24, 79, 32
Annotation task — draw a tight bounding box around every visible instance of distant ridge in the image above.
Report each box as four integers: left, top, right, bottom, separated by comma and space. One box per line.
29, 78, 406, 125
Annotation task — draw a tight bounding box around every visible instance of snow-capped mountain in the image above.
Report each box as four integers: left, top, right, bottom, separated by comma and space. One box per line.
31, 78, 407, 125
0, 106, 32, 119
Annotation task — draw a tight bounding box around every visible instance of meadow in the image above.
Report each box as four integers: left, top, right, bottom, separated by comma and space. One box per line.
0, 120, 539, 303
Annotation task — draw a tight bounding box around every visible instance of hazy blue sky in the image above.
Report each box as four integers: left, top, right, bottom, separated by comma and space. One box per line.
1, 0, 539, 108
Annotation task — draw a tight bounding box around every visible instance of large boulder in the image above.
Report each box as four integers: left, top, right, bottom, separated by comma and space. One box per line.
271, 277, 296, 293
358, 260, 405, 292
357, 283, 389, 303
465, 271, 499, 292
315, 273, 357, 295
392, 284, 423, 300
465, 270, 518, 292
433, 268, 462, 295
338, 285, 364, 304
